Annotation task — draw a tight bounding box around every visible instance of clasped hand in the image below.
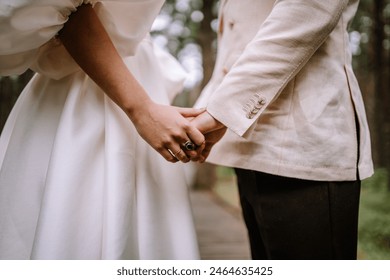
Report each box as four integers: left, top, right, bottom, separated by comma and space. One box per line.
186, 110, 227, 163
130, 102, 226, 163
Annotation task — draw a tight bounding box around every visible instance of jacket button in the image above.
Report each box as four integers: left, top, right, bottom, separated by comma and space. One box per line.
246, 112, 254, 119
229, 20, 235, 29
254, 103, 263, 110
258, 98, 266, 105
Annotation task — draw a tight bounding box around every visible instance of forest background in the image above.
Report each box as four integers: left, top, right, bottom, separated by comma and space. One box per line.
0, 0, 389, 259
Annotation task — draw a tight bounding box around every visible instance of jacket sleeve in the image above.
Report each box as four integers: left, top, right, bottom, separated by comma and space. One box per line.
206, 0, 349, 137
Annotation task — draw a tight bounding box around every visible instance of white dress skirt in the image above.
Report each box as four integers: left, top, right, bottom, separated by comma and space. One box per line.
0, 0, 199, 259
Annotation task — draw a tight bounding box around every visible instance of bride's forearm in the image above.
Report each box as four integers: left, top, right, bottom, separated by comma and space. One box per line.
58, 4, 151, 118
58, 4, 205, 163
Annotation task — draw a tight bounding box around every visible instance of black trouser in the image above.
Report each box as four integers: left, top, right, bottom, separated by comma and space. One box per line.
235, 168, 361, 260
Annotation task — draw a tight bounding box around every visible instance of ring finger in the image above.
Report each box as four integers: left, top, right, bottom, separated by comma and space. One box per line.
169, 146, 190, 163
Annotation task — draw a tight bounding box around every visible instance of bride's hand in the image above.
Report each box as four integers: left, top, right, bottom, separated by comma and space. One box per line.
129, 101, 205, 163
59, 4, 205, 163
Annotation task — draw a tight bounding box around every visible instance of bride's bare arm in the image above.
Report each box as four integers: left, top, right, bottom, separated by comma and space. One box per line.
58, 4, 204, 162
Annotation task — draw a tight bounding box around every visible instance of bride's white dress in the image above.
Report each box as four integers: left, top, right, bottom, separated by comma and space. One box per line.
0, 0, 199, 259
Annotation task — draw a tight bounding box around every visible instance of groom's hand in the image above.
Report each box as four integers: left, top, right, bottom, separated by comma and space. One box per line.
198, 127, 227, 162
187, 111, 227, 162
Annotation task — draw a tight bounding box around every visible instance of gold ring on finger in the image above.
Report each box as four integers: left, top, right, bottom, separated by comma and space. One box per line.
168, 149, 178, 159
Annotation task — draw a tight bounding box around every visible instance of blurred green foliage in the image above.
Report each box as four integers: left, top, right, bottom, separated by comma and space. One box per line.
359, 169, 390, 259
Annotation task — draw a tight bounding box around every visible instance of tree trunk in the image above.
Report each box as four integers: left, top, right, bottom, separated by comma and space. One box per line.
372, 0, 390, 189
0, 70, 34, 132
188, 0, 217, 106
386, 0, 390, 190
193, 0, 218, 190
373, 0, 385, 165
379, 0, 390, 190
0, 76, 14, 132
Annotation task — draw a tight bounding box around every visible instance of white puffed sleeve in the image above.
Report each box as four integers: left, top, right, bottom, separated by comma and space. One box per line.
0, 0, 98, 76
0, 0, 164, 79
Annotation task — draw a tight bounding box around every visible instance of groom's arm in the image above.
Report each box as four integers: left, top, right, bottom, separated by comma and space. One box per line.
205, 0, 349, 137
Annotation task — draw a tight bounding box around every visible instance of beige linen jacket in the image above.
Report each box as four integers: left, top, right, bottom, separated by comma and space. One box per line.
196, 0, 373, 181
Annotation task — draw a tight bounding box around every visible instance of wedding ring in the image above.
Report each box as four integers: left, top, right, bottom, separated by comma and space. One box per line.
168, 149, 177, 159
168, 149, 183, 159
182, 140, 196, 151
